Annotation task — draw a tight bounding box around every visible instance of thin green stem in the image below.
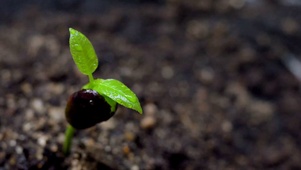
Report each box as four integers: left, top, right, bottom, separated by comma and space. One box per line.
88, 74, 94, 83
63, 74, 94, 155
63, 124, 75, 155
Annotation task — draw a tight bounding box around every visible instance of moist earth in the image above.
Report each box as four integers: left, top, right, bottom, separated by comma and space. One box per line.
1, 1, 301, 170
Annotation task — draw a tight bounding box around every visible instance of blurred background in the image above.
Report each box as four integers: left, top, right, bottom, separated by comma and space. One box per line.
1, 0, 301, 169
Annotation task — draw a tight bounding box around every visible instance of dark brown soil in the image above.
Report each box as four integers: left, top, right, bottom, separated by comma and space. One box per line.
1, 1, 301, 169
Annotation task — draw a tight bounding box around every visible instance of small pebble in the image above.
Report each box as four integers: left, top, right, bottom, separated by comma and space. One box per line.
23, 123, 32, 132
229, 0, 245, 9
16, 146, 23, 154
7, 95, 16, 109
249, 100, 274, 124
36, 148, 44, 160
38, 136, 47, 146
143, 103, 157, 116
57, 133, 65, 143
2, 69, 11, 82
112, 147, 119, 155
28, 34, 44, 56
100, 119, 116, 130
71, 159, 79, 167
82, 138, 95, 147
123, 145, 131, 155
161, 66, 174, 79
47, 83, 64, 95
9, 140, 16, 147
119, 66, 132, 76
18, 135, 26, 141
50, 144, 58, 152
31, 98, 45, 114
48, 107, 64, 121
124, 131, 135, 142
9, 157, 16, 165
20, 83, 32, 95
131, 165, 139, 170
140, 116, 156, 129
125, 122, 135, 131
105, 145, 111, 152
199, 68, 214, 84
186, 20, 209, 40
25, 109, 34, 120
221, 120, 233, 132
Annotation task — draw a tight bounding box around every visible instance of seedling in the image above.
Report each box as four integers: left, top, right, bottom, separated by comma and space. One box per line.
63, 28, 142, 155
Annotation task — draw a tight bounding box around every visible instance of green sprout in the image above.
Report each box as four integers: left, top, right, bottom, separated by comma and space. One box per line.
63, 28, 142, 155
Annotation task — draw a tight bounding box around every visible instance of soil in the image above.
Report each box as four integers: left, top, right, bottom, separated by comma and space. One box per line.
1, 0, 301, 170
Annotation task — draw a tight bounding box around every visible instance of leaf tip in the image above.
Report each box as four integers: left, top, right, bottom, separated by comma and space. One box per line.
137, 106, 143, 114
69, 28, 75, 34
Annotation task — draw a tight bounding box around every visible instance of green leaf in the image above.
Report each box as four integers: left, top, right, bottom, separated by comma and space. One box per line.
69, 28, 98, 75
83, 79, 143, 114
103, 95, 117, 112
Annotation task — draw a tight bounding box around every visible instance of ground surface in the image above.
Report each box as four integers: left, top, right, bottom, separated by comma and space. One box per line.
1, 1, 301, 170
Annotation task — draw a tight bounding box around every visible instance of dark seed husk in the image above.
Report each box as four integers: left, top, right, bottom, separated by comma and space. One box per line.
65, 89, 116, 129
